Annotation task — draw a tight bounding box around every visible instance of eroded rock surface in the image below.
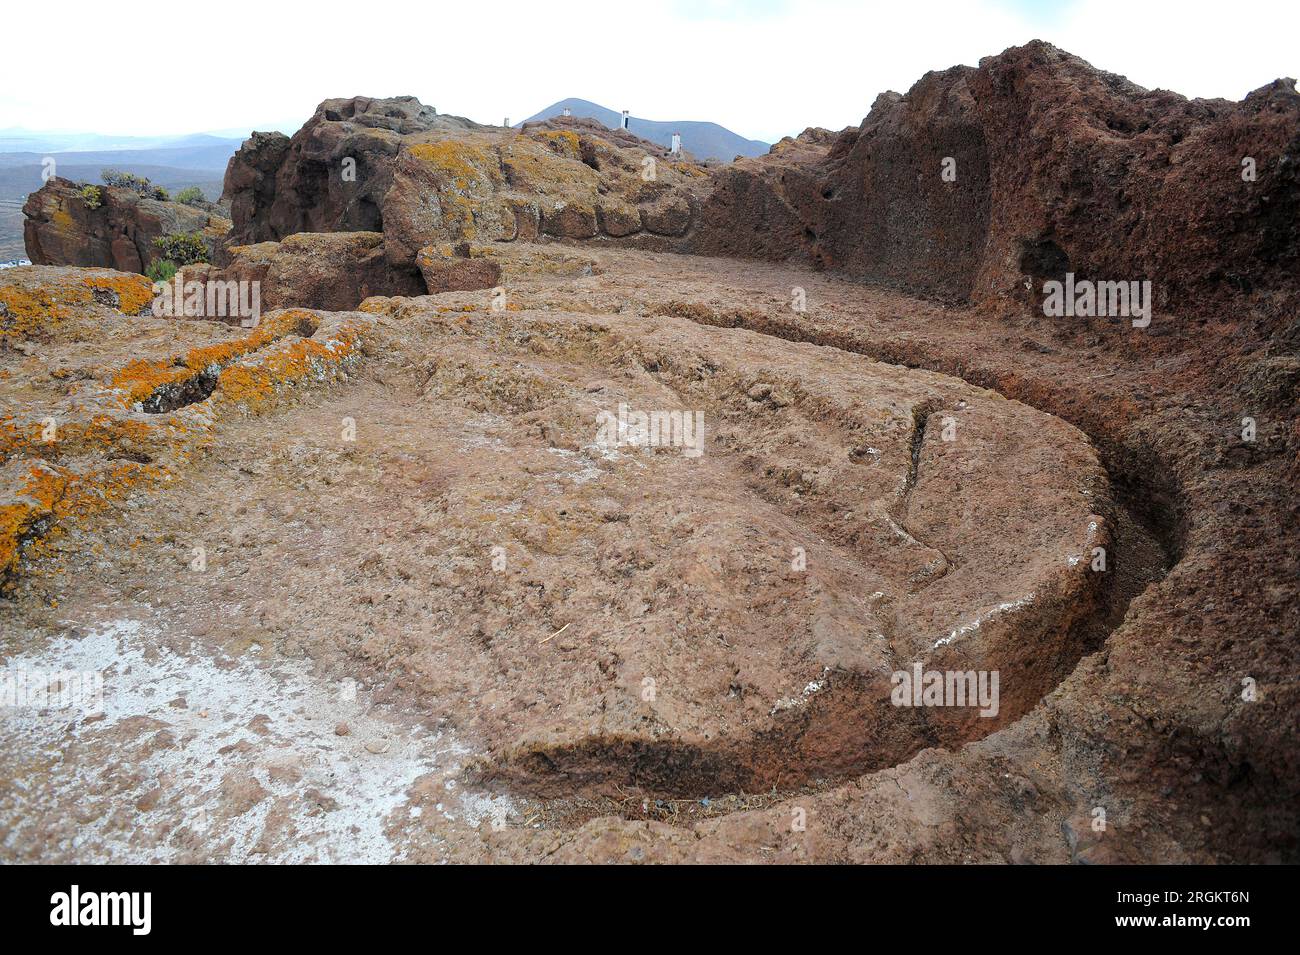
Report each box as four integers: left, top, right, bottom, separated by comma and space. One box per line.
690, 41, 1300, 321
1, 250, 1125, 861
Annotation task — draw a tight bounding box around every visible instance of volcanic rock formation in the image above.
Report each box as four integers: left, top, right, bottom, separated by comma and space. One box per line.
221, 96, 476, 246
219, 98, 712, 266
689, 41, 1300, 323
23, 177, 230, 274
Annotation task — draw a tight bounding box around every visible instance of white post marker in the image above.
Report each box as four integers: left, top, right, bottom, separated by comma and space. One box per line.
671, 133, 681, 155
621, 110, 630, 130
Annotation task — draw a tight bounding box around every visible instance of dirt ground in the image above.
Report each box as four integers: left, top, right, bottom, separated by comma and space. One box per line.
3, 245, 1290, 863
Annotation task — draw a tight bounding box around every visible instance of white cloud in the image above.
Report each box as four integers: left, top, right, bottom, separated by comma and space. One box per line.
0, 0, 1294, 143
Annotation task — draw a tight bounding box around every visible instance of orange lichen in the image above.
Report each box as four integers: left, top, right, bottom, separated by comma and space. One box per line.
407, 141, 505, 239
2, 304, 366, 586
501, 140, 600, 196
216, 325, 361, 410
0, 283, 85, 340
409, 141, 497, 187
63, 415, 169, 459
180, 309, 316, 371
1, 272, 159, 343
0, 462, 67, 583
108, 309, 321, 408
49, 460, 162, 526
0, 416, 38, 464
83, 275, 155, 316
672, 162, 710, 179
109, 358, 192, 406
8, 455, 166, 578
2, 410, 176, 472
536, 130, 581, 158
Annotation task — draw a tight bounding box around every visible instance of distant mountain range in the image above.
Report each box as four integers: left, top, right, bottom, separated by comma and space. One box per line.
0, 128, 245, 155
519, 99, 769, 161
0, 142, 244, 173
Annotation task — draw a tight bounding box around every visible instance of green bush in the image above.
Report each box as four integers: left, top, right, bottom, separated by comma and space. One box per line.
152, 232, 209, 267
102, 169, 170, 201
174, 186, 205, 206
146, 259, 178, 283
101, 168, 133, 188
80, 185, 103, 210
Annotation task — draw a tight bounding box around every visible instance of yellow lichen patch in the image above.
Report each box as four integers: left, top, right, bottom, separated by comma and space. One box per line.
0, 462, 68, 583
109, 358, 192, 407
57, 415, 170, 462
672, 162, 711, 179
10, 457, 168, 577
0, 282, 89, 341
408, 141, 506, 240
107, 309, 321, 408
14, 462, 66, 513
180, 309, 318, 372
1, 270, 162, 343
358, 297, 399, 316
0, 503, 38, 579
535, 130, 581, 159
49, 460, 162, 527
202, 217, 232, 246
409, 141, 498, 187
500, 139, 601, 196
4, 411, 176, 470
0, 416, 38, 464
1, 301, 367, 587
258, 308, 322, 340
215, 325, 361, 411
83, 274, 155, 316
0, 403, 197, 582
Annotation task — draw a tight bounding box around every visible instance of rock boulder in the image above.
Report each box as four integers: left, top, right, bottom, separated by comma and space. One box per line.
183, 231, 423, 314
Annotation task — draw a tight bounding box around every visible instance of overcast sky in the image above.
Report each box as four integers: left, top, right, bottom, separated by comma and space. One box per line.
2, 0, 1296, 143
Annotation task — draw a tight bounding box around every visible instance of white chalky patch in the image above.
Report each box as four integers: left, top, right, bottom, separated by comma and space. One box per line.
0, 619, 511, 863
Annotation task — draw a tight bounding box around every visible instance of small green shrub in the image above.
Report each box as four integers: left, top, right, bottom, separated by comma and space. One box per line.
80, 185, 103, 210
146, 259, 178, 283
152, 232, 209, 267
102, 169, 147, 190
174, 186, 205, 206
102, 169, 170, 201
